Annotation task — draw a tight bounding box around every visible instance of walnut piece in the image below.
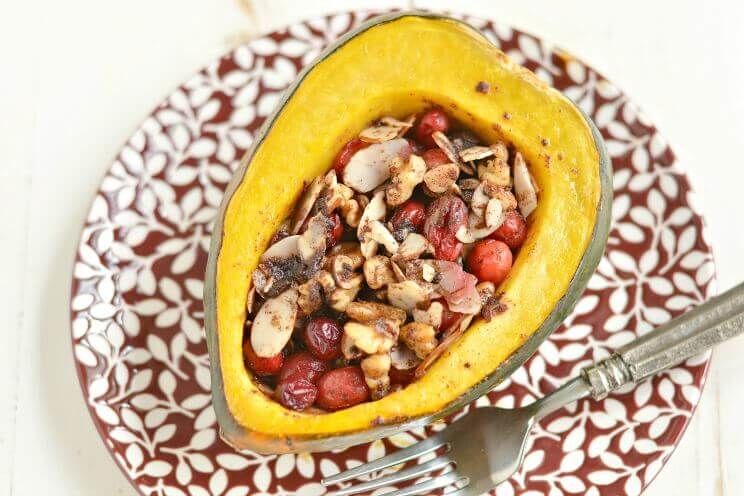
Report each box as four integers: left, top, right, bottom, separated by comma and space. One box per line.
386, 154, 426, 206
400, 322, 438, 359
343, 321, 397, 354
361, 353, 391, 400
423, 163, 460, 194
412, 301, 444, 329
387, 280, 431, 311
345, 301, 407, 326
363, 255, 396, 289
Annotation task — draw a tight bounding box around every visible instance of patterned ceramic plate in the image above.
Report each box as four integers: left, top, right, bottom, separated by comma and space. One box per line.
69, 10, 716, 496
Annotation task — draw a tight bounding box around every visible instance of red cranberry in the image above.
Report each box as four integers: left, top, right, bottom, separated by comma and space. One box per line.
275, 378, 318, 411
422, 148, 450, 168
467, 239, 513, 284
316, 366, 370, 411
243, 341, 284, 376
327, 213, 344, 248
423, 195, 468, 261
304, 317, 342, 360
415, 109, 450, 147
279, 352, 329, 383
491, 210, 527, 250
333, 138, 369, 174
389, 200, 426, 241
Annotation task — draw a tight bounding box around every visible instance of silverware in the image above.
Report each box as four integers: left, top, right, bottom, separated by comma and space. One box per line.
322, 282, 744, 496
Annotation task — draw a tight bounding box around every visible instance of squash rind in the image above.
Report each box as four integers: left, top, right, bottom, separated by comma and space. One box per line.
204, 11, 612, 454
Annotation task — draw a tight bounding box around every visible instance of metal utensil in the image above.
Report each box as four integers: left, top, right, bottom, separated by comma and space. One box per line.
322, 282, 744, 496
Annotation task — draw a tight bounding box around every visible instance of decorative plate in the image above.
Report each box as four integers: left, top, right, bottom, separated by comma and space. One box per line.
69, 10, 716, 496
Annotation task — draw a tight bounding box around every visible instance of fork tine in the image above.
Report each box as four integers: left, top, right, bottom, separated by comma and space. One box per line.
321, 436, 446, 485
374, 470, 464, 496
326, 456, 453, 496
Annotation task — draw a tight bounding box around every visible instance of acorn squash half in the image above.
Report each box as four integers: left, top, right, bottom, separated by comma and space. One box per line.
204, 11, 612, 454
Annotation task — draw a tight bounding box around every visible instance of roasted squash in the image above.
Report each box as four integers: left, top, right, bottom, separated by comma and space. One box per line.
204, 11, 612, 454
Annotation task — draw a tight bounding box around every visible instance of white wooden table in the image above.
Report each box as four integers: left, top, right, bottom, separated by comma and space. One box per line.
1, 0, 743, 494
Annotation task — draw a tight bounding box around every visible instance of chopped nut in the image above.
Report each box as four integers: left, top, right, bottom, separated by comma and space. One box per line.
342, 138, 410, 193
328, 286, 361, 312
367, 220, 400, 254
390, 344, 421, 370
431, 131, 461, 165
297, 278, 323, 315
379, 115, 415, 132
332, 254, 364, 289
391, 258, 407, 282
250, 288, 298, 358
485, 198, 504, 228
260, 234, 300, 261
297, 214, 327, 266
490, 186, 518, 212
341, 332, 363, 359
315, 269, 337, 295
421, 263, 437, 282
400, 322, 438, 359
361, 353, 391, 400
343, 321, 397, 354
387, 280, 431, 311
386, 154, 426, 206
328, 242, 364, 267
513, 152, 538, 217
477, 282, 507, 320
363, 255, 396, 289
291, 176, 325, 233
478, 143, 511, 187
396, 233, 431, 261
346, 301, 407, 326
359, 125, 403, 143
340, 197, 362, 227
246, 286, 257, 315
459, 146, 494, 162
412, 301, 444, 329
423, 163, 460, 194
358, 191, 387, 258
456, 214, 500, 243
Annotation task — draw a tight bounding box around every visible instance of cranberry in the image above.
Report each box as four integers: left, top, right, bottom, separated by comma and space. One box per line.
423, 195, 468, 261
333, 138, 369, 174
422, 148, 450, 168
279, 352, 329, 383
389, 200, 426, 241
275, 378, 318, 411
491, 211, 527, 250
415, 109, 450, 147
406, 139, 426, 155
327, 213, 344, 248
389, 367, 415, 385
466, 239, 513, 284
316, 366, 370, 411
243, 341, 284, 376
304, 317, 343, 360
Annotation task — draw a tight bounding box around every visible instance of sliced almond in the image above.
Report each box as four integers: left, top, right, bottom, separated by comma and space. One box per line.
358, 190, 387, 258
250, 288, 298, 358
390, 258, 407, 282
359, 125, 402, 143
380, 115, 415, 130
485, 198, 504, 228
431, 131, 461, 164
342, 138, 410, 193
456, 214, 500, 243
290, 176, 325, 233
513, 152, 538, 217
459, 145, 494, 162
297, 214, 327, 265
423, 163, 460, 194
470, 181, 491, 218
387, 280, 430, 311
261, 234, 300, 262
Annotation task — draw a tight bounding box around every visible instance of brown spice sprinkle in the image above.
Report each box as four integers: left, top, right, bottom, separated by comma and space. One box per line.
541, 138, 550, 146
502, 112, 511, 120
475, 81, 490, 93
481, 293, 508, 321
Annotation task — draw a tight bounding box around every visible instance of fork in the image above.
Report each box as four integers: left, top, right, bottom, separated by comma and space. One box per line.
321, 281, 744, 496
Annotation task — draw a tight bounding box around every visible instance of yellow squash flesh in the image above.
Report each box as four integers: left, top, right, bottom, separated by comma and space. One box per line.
210, 13, 604, 452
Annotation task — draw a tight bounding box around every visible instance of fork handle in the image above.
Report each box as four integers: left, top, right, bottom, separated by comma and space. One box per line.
582, 281, 744, 400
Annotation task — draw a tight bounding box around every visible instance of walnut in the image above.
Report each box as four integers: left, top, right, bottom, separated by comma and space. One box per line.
346, 301, 407, 326
387, 280, 431, 311
366, 220, 400, 254
396, 233, 432, 261
361, 353, 391, 400
328, 286, 361, 312
340, 197, 362, 228
331, 254, 364, 289
400, 322, 438, 359
341, 332, 363, 360
412, 301, 444, 329
363, 255, 396, 289
343, 321, 397, 354
297, 278, 323, 315
386, 154, 426, 206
